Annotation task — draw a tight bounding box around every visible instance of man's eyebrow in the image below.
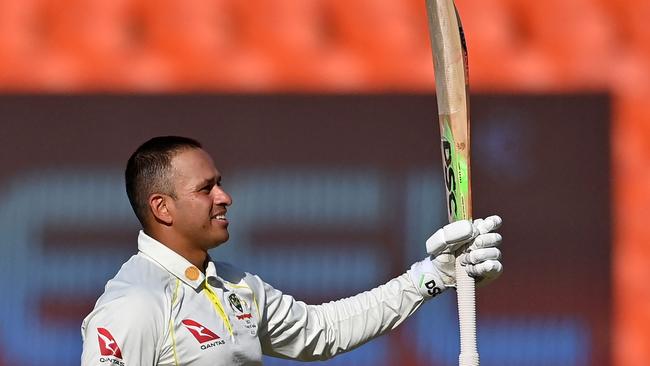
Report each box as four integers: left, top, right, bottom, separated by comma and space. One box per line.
196, 177, 216, 187
196, 175, 221, 188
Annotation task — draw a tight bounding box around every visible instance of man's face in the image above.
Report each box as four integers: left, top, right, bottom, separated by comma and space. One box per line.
168, 148, 232, 250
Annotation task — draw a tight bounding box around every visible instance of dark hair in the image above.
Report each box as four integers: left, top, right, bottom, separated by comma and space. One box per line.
125, 136, 202, 227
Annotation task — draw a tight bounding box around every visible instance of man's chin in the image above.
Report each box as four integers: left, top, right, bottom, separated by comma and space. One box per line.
206, 233, 229, 249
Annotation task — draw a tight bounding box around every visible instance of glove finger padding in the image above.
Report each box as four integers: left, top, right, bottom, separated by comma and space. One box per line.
460, 246, 503, 288
461, 247, 501, 266
425, 220, 476, 257
465, 259, 503, 287
468, 233, 502, 251
473, 215, 502, 235
461, 216, 503, 287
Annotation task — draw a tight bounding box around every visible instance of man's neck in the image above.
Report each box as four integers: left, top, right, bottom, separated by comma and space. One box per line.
144, 229, 208, 272
172, 246, 208, 273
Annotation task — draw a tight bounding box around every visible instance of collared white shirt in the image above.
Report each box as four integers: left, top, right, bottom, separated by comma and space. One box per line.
81, 231, 428, 366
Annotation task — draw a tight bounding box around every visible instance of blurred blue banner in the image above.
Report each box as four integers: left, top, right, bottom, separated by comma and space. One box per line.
0, 94, 609, 366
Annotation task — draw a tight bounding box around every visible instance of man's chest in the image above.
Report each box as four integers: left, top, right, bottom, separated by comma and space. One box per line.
159, 281, 263, 366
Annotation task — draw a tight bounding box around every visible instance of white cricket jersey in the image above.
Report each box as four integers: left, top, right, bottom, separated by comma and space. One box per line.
81, 231, 429, 366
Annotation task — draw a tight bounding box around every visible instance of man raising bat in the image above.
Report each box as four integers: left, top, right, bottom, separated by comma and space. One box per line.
80, 136, 503, 366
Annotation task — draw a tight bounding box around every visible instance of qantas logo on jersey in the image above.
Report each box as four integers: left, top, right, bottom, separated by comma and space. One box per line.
97, 328, 123, 358
97, 328, 125, 365
182, 319, 220, 343
182, 319, 226, 349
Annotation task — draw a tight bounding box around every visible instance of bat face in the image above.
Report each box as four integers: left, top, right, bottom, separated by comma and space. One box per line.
427, 0, 472, 223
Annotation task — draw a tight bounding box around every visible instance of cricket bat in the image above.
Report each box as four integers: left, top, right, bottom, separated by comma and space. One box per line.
425, 1, 477, 365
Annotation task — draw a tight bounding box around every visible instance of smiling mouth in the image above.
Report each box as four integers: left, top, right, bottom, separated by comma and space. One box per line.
211, 214, 227, 221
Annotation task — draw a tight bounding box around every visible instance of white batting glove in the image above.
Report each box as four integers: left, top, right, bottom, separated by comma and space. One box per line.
461, 216, 503, 287
408, 215, 503, 298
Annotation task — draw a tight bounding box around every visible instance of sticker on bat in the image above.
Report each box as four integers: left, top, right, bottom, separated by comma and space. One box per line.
442, 139, 458, 218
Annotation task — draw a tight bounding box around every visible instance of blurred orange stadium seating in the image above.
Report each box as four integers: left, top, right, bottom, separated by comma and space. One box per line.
243, 0, 375, 91
0, 1, 648, 365
0, 0, 647, 94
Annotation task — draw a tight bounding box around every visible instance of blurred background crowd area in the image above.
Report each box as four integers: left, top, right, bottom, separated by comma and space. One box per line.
0, 0, 648, 365
0, 0, 648, 93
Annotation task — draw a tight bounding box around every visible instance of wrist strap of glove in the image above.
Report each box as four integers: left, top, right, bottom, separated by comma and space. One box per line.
407, 258, 448, 299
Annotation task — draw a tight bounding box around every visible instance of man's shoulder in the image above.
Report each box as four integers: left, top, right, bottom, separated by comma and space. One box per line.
97, 254, 177, 306
83, 257, 170, 330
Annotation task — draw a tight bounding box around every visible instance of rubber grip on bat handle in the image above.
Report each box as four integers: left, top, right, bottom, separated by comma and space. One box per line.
456, 255, 479, 366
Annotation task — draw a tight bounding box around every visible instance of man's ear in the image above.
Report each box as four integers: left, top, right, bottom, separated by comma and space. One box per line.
149, 193, 173, 226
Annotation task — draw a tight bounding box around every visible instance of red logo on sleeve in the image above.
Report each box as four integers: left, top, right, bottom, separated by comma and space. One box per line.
181, 319, 220, 343
97, 328, 123, 359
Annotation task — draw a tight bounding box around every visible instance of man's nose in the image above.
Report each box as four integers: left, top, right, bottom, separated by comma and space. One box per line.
214, 187, 233, 206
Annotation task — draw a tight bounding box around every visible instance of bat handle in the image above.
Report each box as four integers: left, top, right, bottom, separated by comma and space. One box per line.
456, 254, 479, 366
